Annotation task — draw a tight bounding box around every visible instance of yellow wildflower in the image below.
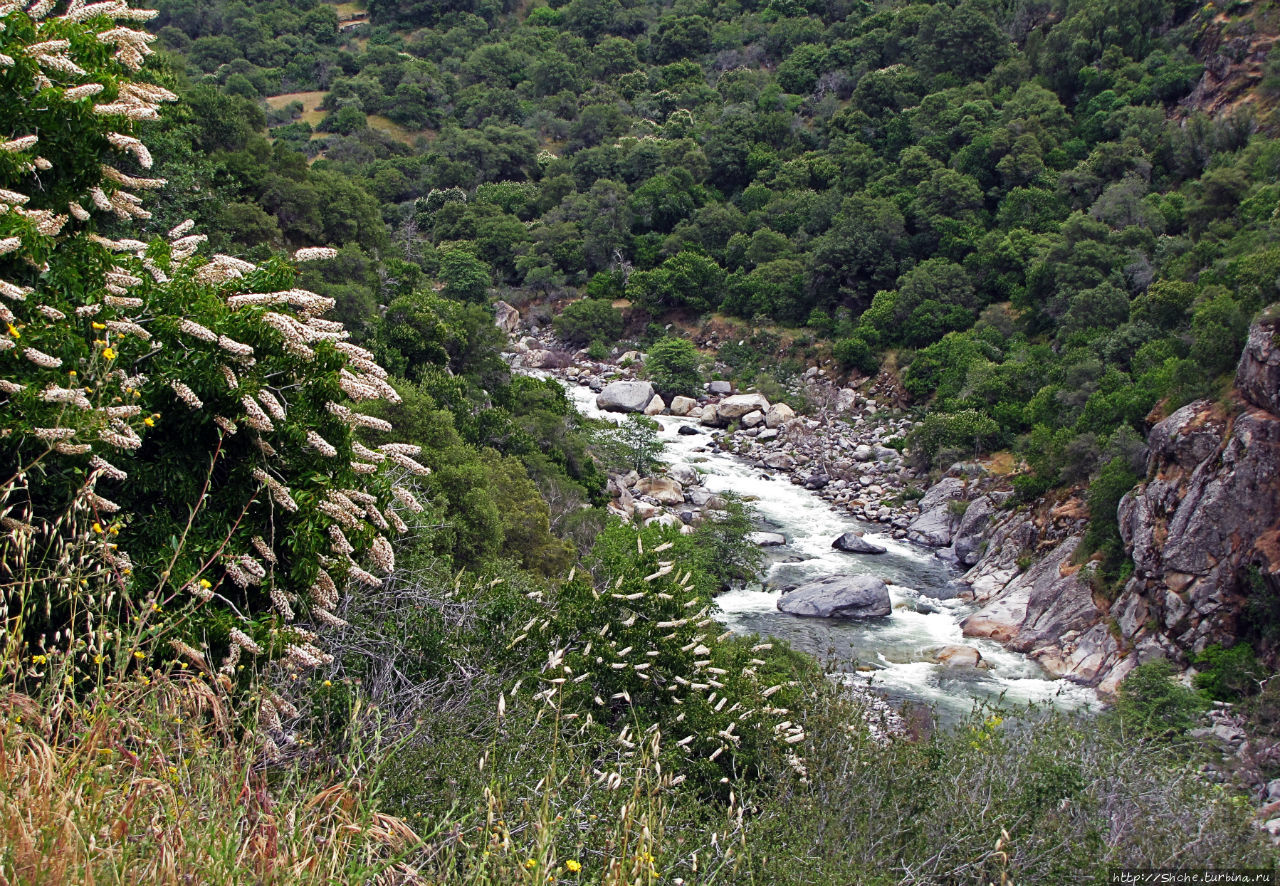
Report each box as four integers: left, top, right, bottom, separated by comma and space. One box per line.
102, 347, 116, 360
565, 860, 582, 873
143, 417, 154, 426
6, 323, 18, 338
92, 522, 103, 534
199, 579, 211, 589
92, 322, 106, 330
524, 859, 537, 870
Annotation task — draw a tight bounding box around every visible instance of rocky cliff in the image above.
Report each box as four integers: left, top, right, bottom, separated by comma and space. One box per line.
956, 306, 1280, 694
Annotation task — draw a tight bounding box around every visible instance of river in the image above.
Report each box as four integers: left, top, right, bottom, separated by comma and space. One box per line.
559, 379, 1097, 722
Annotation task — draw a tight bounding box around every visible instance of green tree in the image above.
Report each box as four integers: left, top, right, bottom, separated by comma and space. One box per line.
645, 337, 702, 396
439, 248, 493, 303
554, 298, 625, 348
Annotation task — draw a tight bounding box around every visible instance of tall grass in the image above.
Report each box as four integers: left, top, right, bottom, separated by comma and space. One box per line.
0, 667, 425, 885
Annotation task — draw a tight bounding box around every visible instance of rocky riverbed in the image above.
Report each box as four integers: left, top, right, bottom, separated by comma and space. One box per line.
503, 316, 1098, 720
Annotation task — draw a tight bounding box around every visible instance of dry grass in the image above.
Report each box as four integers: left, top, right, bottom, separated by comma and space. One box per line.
366, 115, 423, 146
264, 91, 328, 128
0, 675, 423, 886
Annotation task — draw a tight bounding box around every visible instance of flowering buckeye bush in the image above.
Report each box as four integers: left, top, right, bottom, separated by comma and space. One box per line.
0, 1, 422, 688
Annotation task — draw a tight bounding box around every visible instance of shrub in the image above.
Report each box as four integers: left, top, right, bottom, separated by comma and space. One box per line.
908, 410, 1003, 467
1082, 456, 1141, 575
645, 336, 702, 396
1109, 660, 1208, 738
552, 297, 624, 347
0, 3, 417, 687
832, 333, 880, 375
1192, 644, 1266, 702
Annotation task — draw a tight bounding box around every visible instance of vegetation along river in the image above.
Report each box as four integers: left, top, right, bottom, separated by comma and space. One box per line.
560, 380, 1098, 722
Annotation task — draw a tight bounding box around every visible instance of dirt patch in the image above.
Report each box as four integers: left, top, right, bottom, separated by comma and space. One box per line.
981, 451, 1019, 476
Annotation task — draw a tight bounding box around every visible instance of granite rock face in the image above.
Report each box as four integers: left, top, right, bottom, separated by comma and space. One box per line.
1237, 305, 1280, 415
1110, 391, 1280, 661
777, 575, 892, 619
962, 536, 1126, 685
955, 307, 1280, 694
906, 477, 967, 546
950, 495, 995, 566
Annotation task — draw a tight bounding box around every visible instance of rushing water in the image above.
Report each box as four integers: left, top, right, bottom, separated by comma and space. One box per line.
557, 379, 1097, 721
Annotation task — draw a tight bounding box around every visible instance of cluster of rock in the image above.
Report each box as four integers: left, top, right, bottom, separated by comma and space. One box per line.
604, 462, 729, 533
1193, 701, 1280, 842
584, 372, 930, 540
897, 307, 1280, 696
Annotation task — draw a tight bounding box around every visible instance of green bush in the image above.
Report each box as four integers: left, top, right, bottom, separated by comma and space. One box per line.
1193, 644, 1266, 702
1082, 456, 1141, 577
552, 297, 624, 347
1109, 660, 1208, 738
832, 333, 880, 375
908, 410, 1003, 467
645, 336, 702, 397
0, 10, 414, 675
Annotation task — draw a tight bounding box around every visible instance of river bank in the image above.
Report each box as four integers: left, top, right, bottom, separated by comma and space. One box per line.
503, 320, 1098, 720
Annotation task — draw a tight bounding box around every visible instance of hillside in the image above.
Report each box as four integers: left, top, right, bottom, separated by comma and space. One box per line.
4, 0, 1280, 882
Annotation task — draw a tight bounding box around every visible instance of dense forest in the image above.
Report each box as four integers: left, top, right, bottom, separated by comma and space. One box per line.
3, 0, 1280, 882
139, 0, 1280, 563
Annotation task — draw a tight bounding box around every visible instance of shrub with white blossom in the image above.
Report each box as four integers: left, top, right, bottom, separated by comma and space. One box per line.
0, 0, 420, 692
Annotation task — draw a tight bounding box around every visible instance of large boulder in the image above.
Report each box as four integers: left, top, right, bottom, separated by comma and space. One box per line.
717, 393, 770, 421
906, 477, 967, 547
644, 394, 666, 416
777, 575, 892, 619
741, 410, 765, 428
524, 349, 557, 369
597, 380, 655, 413
633, 476, 684, 505
765, 402, 795, 428
832, 532, 887, 554
935, 645, 983, 668
749, 531, 787, 547
669, 395, 698, 416
699, 404, 720, 427
708, 380, 732, 395
494, 300, 520, 334
763, 452, 794, 470
1237, 305, 1280, 414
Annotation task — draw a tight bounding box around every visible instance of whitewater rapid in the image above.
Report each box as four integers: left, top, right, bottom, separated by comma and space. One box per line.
560, 380, 1097, 721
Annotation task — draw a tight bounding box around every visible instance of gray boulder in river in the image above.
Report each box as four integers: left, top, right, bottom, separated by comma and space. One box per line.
596, 380, 655, 413
777, 574, 892, 618
832, 532, 887, 554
